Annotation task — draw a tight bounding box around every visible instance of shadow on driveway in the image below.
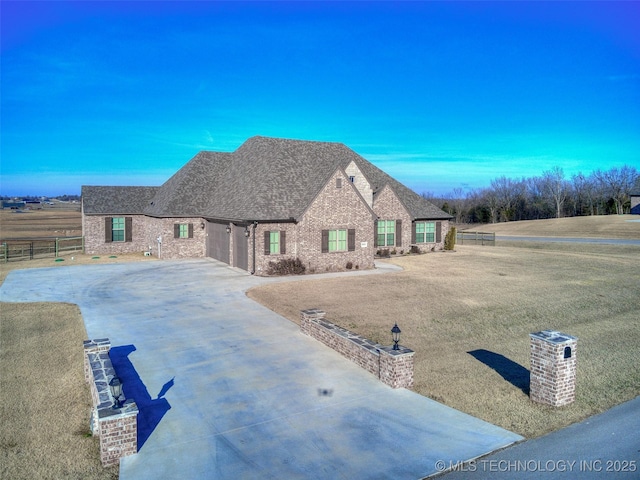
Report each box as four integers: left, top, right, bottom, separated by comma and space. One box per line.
109, 345, 173, 450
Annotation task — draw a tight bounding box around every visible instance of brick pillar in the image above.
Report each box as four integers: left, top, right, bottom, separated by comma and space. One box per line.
378, 346, 415, 389
300, 308, 326, 335
98, 403, 139, 467
84, 338, 138, 467
530, 330, 578, 406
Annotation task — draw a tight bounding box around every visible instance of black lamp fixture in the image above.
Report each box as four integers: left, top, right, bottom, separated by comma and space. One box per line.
244, 227, 251, 237
226, 226, 232, 234
391, 323, 401, 350
200, 222, 205, 229
109, 376, 124, 409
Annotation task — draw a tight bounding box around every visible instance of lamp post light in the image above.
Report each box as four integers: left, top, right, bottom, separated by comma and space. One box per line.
391, 323, 401, 350
109, 376, 124, 409
226, 226, 232, 234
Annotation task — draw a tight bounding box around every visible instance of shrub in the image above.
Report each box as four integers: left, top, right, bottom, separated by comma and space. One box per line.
377, 248, 390, 257
410, 245, 420, 254
444, 226, 457, 251
346, 261, 353, 270
266, 257, 306, 276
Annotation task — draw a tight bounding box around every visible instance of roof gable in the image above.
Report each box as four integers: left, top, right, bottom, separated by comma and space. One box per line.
82, 186, 158, 215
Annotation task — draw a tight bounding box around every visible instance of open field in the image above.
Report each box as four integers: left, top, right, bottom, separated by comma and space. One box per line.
469, 214, 640, 239
0, 203, 82, 240
248, 233, 640, 438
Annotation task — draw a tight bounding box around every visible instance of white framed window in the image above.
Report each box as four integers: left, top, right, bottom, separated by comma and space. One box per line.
377, 220, 395, 247
328, 229, 347, 252
112, 217, 125, 242
415, 221, 435, 243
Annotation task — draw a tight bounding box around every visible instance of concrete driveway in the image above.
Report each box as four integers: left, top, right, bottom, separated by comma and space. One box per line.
1, 259, 522, 479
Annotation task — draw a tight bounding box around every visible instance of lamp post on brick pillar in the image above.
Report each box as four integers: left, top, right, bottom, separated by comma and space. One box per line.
109, 376, 124, 409
391, 323, 401, 350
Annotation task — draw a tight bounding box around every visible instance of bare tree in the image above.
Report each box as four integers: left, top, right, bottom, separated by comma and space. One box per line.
490, 176, 521, 221
446, 187, 467, 224
571, 172, 596, 215
593, 165, 638, 214
542, 166, 568, 218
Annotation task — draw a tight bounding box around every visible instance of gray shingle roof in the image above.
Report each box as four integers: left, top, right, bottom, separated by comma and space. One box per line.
82, 186, 158, 214
85, 136, 451, 221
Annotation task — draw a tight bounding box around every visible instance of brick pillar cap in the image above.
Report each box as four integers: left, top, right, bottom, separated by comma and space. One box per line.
379, 345, 415, 356
530, 330, 577, 344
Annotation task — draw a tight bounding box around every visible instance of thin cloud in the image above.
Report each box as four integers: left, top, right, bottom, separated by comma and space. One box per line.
607, 74, 640, 81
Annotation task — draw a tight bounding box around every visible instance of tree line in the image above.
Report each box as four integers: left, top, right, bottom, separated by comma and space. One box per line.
424, 165, 638, 224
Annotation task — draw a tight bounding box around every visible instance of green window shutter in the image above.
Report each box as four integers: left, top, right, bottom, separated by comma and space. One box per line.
125, 217, 133, 242
321, 230, 329, 253
411, 222, 416, 244
373, 220, 378, 247
396, 220, 402, 247
280, 231, 286, 254
348, 229, 356, 251
188, 223, 194, 238
174, 224, 180, 239
436, 221, 442, 243
105, 217, 113, 243
264, 231, 271, 255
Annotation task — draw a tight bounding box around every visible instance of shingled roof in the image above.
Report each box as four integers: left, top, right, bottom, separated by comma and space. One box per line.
141, 136, 450, 221
82, 137, 450, 221
82, 186, 158, 215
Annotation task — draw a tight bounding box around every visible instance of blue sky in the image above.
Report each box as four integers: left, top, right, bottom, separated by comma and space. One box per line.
1, 1, 639, 197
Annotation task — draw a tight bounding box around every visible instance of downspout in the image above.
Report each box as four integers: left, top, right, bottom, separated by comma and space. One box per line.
251, 221, 257, 275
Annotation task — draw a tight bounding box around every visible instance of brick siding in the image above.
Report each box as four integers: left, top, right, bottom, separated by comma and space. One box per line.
252, 170, 376, 275
83, 214, 206, 259
373, 186, 449, 253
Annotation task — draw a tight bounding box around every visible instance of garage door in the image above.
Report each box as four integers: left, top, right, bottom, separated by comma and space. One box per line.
233, 225, 249, 271
206, 222, 230, 264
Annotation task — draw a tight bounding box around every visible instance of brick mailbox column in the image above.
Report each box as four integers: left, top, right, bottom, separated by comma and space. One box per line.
529, 330, 578, 407
83, 339, 139, 467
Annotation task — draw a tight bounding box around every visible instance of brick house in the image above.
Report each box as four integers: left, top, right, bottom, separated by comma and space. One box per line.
82, 136, 451, 275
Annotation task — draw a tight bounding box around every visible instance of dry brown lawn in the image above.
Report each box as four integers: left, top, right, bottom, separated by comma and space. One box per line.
0, 301, 118, 480
248, 239, 640, 438
0, 205, 149, 478
469, 214, 640, 239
